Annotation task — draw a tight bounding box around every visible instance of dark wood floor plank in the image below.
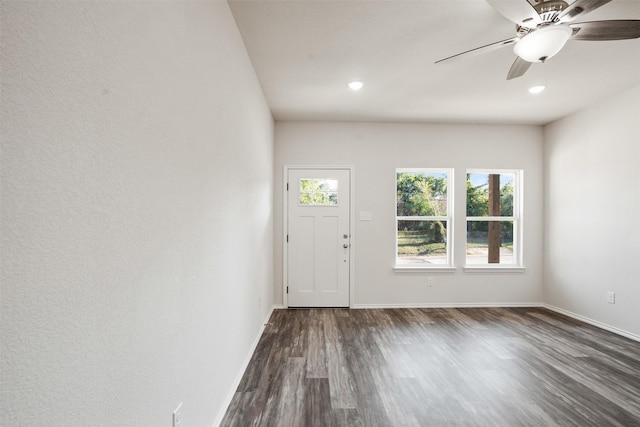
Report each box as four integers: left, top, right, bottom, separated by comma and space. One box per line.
336, 312, 393, 426
236, 332, 275, 392
322, 309, 357, 410
219, 391, 255, 427
332, 408, 363, 427
221, 307, 640, 427
273, 356, 306, 427
304, 378, 332, 427
305, 309, 328, 379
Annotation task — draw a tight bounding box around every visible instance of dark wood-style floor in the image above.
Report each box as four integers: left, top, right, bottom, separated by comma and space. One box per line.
221, 307, 640, 427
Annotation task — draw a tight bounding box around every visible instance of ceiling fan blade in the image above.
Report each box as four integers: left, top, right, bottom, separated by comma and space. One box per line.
435, 37, 518, 64
485, 0, 541, 27
558, 0, 612, 23
506, 56, 532, 80
570, 20, 640, 40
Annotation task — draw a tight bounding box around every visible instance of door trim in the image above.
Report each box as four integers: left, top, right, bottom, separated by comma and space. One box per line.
283, 165, 355, 308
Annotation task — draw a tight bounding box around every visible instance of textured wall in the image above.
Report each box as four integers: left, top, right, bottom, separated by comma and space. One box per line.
275, 122, 544, 307
544, 86, 640, 338
1, 1, 273, 425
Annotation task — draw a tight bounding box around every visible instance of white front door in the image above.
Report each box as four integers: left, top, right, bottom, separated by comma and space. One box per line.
286, 168, 350, 307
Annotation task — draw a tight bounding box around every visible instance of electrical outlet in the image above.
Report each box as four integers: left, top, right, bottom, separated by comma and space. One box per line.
606, 292, 615, 304
427, 277, 434, 287
173, 403, 183, 427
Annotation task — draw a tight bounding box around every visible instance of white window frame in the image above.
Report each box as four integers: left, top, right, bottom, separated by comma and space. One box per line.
394, 168, 455, 272
464, 168, 524, 272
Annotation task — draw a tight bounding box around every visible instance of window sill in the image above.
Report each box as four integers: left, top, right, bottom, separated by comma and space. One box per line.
463, 266, 526, 273
393, 265, 457, 273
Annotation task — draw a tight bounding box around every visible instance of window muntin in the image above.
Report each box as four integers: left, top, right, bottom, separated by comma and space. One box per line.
299, 179, 338, 206
396, 169, 452, 266
466, 170, 521, 266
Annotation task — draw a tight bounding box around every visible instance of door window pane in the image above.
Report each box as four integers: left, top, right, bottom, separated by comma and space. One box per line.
299, 179, 338, 206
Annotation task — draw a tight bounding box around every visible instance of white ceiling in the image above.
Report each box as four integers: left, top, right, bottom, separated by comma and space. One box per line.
229, 0, 640, 125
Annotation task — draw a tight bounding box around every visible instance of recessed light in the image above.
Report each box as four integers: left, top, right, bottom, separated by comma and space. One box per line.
528, 85, 546, 94
348, 81, 363, 91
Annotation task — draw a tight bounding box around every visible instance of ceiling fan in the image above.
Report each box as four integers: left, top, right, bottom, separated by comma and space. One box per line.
435, 0, 640, 80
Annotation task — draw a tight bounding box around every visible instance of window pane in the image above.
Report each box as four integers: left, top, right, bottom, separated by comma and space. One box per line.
323, 179, 338, 192
300, 179, 313, 191
299, 179, 338, 206
397, 172, 448, 217
466, 221, 514, 264
466, 173, 514, 216
397, 220, 448, 264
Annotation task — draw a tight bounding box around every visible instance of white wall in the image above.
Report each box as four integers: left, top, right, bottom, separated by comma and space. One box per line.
275, 122, 544, 307
1, 2, 273, 426
544, 86, 640, 338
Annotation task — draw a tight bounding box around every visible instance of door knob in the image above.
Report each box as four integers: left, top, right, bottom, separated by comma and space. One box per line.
343, 244, 349, 248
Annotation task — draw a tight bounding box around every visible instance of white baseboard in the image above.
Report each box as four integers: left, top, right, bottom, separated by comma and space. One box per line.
543, 304, 640, 343
351, 302, 543, 309
212, 305, 277, 427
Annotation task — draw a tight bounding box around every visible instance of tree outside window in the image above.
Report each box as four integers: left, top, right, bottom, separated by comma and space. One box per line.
396, 169, 452, 266
466, 170, 522, 266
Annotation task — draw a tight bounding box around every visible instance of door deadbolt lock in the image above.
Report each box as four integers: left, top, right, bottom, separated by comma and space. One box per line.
343, 234, 349, 239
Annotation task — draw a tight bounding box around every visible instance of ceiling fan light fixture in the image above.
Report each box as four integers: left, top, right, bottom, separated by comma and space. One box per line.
513, 25, 572, 63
